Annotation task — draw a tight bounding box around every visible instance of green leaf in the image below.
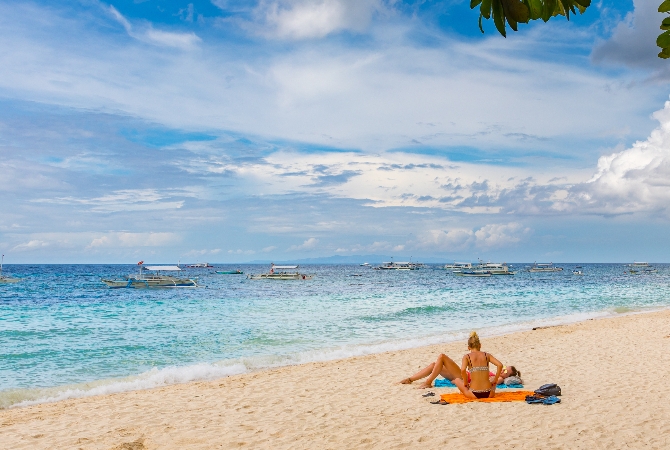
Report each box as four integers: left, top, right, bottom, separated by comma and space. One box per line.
501, 0, 530, 22
492, 0, 507, 37
542, 0, 556, 21
662, 17, 670, 30
471, 0, 483, 9
657, 30, 670, 48
559, 0, 571, 19
659, 0, 670, 13
481, 0, 493, 20
479, 13, 485, 33
527, 0, 542, 19
659, 47, 670, 59
573, 0, 590, 7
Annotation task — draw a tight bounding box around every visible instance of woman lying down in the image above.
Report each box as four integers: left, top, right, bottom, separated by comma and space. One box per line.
399, 332, 521, 399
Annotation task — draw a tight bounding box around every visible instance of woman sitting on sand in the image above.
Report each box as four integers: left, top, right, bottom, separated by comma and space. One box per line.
460, 331, 503, 399
399, 332, 508, 398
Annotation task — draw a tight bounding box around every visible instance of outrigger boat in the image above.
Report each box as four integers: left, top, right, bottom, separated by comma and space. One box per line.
185, 262, 213, 268
528, 262, 563, 273
455, 270, 491, 277
374, 261, 423, 270
475, 261, 515, 275
0, 254, 19, 283
444, 262, 473, 270
102, 262, 198, 288
216, 270, 244, 275
247, 264, 314, 280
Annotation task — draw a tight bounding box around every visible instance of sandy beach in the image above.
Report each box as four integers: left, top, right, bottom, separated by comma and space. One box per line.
2, 309, 669, 449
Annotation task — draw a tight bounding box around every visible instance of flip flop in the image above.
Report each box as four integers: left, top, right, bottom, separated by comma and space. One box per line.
430, 400, 449, 405
422, 392, 435, 397
542, 396, 561, 405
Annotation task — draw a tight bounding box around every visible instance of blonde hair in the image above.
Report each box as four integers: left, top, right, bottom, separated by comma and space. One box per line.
467, 331, 481, 350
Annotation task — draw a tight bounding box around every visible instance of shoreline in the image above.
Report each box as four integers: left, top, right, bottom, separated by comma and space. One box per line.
2, 308, 670, 448
3, 304, 664, 410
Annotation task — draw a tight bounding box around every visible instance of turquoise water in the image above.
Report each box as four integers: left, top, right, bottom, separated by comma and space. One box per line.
1, 263, 668, 408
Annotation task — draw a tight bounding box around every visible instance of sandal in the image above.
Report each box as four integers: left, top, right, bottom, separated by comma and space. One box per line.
430, 400, 449, 405
422, 392, 435, 397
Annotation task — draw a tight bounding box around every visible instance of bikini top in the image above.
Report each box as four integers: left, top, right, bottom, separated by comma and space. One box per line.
467, 352, 489, 372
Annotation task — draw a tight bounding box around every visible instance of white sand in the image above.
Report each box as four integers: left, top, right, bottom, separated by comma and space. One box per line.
2, 309, 670, 449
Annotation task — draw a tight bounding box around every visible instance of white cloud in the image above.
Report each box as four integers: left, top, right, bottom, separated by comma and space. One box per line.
38, 189, 186, 212
262, 246, 278, 252
108, 5, 201, 50
182, 248, 222, 257
87, 232, 179, 249
258, 0, 387, 39
288, 237, 319, 251
12, 239, 49, 252
415, 222, 531, 252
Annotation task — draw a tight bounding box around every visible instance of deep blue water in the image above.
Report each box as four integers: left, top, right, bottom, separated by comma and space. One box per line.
1, 263, 668, 408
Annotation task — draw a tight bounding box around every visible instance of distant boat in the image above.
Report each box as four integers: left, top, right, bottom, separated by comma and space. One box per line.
444, 262, 473, 270
185, 262, 213, 268
0, 254, 19, 283
374, 261, 423, 270
247, 264, 314, 280
573, 270, 584, 275
360, 262, 370, 266
630, 262, 650, 267
455, 270, 491, 277
475, 260, 515, 275
528, 262, 563, 273
102, 263, 198, 288
217, 270, 243, 275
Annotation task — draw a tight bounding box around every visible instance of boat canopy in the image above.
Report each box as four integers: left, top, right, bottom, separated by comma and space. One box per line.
144, 265, 182, 271
273, 265, 298, 269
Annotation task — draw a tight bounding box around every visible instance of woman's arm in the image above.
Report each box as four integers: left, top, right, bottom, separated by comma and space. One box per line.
488, 354, 503, 390
461, 355, 469, 388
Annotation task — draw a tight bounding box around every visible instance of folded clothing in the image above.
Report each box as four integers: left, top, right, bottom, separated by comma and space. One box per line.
439, 390, 536, 404
525, 395, 561, 405
434, 377, 523, 389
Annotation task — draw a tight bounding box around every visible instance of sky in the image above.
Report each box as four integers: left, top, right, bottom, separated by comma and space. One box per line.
1, 0, 670, 264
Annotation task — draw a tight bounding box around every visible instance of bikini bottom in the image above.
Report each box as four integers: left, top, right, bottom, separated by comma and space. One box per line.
472, 390, 491, 399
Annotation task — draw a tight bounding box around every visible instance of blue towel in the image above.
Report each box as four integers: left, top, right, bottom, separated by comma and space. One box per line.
434, 377, 523, 389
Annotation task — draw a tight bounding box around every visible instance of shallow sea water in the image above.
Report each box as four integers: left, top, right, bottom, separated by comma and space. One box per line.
1, 263, 668, 408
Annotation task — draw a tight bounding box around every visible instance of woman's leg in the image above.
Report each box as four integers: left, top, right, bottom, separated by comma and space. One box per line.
454, 380, 477, 399
417, 354, 454, 389
399, 362, 435, 384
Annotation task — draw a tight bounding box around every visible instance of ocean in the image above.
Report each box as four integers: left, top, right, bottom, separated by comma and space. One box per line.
1, 263, 667, 409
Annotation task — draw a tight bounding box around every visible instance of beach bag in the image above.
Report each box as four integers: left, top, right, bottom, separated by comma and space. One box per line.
504, 375, 523, 386
534, 383, 561, 396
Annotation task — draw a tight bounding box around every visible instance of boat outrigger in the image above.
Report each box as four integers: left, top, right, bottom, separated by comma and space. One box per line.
0, 254, 19, 283
217, 270, 244, 275
102, 262, 198, 288
247, 264, 314, 280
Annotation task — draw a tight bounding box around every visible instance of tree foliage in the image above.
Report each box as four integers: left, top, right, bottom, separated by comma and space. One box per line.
470, 0, 590, 38
658, 1, 670, 58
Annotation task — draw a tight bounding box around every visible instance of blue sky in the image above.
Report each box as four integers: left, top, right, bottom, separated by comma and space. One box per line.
1, 0, 670, 263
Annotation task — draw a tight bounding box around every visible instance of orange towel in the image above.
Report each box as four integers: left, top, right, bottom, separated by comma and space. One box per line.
440, 390, 535, 404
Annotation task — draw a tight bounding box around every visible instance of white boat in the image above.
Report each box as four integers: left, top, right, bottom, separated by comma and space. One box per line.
0, 254, 19, 283
630, 262, 650, 267
475, 261, 515, 275
360, 262, 370, 266
455, 270, 491, 277
102, 264, 198, 288
185, 262, 213, 268
374, 261, 423, 270
528, 262, 563, 273
444, 262, 473, 270
247, 264, 314, 280
573, 270, 584, 275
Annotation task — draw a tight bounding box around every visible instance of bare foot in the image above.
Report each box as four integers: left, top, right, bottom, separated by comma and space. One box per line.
398, 378, 413, 384
417, 382, 432, 389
